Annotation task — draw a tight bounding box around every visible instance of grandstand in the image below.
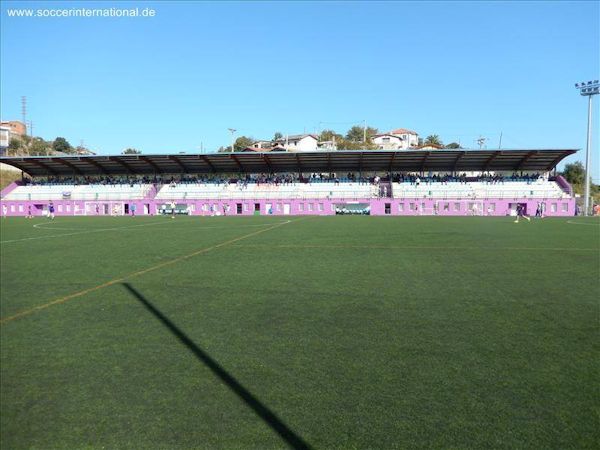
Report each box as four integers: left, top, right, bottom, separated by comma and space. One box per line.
0, 149, 577, 217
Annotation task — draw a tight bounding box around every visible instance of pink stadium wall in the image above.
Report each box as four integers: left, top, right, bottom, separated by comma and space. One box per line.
0, 197, 577, 217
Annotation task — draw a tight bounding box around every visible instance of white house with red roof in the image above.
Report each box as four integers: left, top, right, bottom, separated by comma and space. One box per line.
273, 134, 319, 152
373, 128, 419, 150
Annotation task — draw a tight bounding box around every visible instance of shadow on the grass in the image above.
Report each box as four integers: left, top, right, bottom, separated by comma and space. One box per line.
122, 283, 312, 450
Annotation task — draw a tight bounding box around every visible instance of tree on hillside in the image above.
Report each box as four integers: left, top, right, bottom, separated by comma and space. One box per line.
8, 137, 23, 155
53, 137, 72, 154
122, 148, 141, 154
29, 138, 52, 156
424, 135, 443, 146
234, 136, 254, 152
339, 139, 379, 150
445, 142, 461, 149
345, 125, 378, 142
319, 129, 342, 142
273, 132, 283, 141
366, 126, 378, 139
562, 162, 585, 185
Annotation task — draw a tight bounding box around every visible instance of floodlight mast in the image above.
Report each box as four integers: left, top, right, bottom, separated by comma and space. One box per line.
228, 128, 236, 153
575, 80, 599, 216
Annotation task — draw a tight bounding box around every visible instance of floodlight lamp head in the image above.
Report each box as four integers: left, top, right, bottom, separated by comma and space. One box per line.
575, 80, 600, 96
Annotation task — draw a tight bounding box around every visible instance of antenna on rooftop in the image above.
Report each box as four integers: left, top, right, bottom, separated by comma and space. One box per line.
476, 136, 487, 149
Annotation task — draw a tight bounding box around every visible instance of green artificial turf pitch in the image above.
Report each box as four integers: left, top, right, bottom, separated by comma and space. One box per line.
1, 215, 598, 449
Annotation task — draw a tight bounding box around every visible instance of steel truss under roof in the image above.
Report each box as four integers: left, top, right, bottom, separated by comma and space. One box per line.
0, 149, 577, 177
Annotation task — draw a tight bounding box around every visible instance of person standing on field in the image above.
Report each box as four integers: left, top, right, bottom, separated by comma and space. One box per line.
514, 203, 530, 223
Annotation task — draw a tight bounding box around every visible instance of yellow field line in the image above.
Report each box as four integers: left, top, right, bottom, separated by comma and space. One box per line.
0, 219, 296, 325
231, 243, 598, 252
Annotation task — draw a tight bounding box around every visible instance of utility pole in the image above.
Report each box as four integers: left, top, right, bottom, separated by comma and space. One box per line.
363, 119, 367, 143
575, 80, 599, 216
498, 131, 503, 149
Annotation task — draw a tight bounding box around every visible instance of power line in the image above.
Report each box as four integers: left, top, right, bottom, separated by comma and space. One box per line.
318, 120, 364, 125
21, 96, 27, 136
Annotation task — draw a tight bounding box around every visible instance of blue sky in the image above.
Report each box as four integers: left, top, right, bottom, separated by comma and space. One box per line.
1, 1, 599, 178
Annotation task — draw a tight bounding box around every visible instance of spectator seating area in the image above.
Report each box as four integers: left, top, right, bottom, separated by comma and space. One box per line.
4, 183, 153, 201
392, 180, 568, 200
155, 181, 379, 200
3, 175, 570, 202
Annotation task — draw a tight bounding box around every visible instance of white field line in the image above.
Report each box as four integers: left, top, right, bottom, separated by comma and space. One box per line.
1, 220, 168, 244
0, 220, 291, 244
566, 220, 600, 226
231, 243, 598, 252
33, 223, 83, 231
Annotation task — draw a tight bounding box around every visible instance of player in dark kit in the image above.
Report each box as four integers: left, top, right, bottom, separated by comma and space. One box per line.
514, 203, 530, 223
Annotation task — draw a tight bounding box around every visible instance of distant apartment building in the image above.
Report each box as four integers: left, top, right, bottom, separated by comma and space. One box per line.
0, 127, 9, 155
0, 120, 27, 137
0, 121, 27, 155
372, 128, 419, 150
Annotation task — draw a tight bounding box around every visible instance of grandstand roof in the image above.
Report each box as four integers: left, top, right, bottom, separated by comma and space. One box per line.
0, 149, 577, 177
